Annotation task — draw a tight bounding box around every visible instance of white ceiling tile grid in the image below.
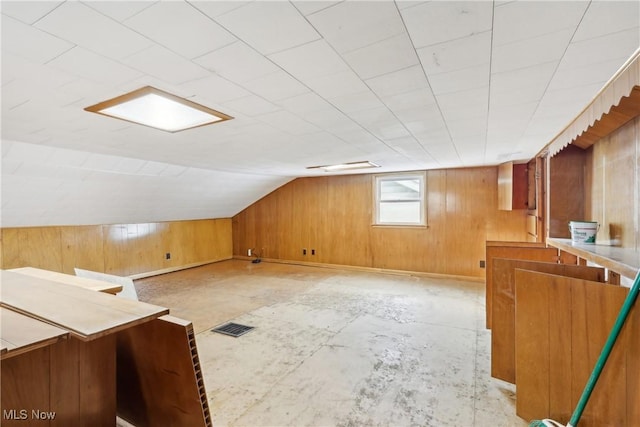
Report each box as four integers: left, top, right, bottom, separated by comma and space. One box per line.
1, 0, 639, 227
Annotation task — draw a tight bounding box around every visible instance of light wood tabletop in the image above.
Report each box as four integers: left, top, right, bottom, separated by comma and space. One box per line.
0, 270, 169, 341
1, 307, 69, 360
9, 267, 123, 294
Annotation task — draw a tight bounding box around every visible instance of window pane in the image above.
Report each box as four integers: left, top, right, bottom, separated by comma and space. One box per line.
380, 178, 420, 201
379, 201, 421, 223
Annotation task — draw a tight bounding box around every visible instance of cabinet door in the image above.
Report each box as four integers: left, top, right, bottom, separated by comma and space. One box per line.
491, 259, 604, 383
485, 242, 559, 328
515, 270, 632, 426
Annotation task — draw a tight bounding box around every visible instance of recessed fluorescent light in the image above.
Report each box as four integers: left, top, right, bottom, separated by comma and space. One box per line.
84, 86, 232, 132
307, 161, 380, 172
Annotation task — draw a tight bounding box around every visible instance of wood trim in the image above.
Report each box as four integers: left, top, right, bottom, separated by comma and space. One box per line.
128, 256, 233, 280
232, 256, 486, 283
84, 86, 233, 133
541, 47, 640, 156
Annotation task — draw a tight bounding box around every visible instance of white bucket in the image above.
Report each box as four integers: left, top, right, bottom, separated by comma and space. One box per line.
569, 221, 599, 244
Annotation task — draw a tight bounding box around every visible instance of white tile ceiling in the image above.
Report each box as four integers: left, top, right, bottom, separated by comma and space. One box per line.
1, 0, 639, 227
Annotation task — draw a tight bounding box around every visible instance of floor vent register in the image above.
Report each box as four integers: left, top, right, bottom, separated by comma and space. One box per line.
211, 322, 255, 337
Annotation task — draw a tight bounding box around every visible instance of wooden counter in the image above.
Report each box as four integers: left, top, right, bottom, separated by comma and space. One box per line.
1, 307, 69, 360
0, 269, 209, 426
1, 270, 168, 341
547, 238, 640, 280
0, 270, 170, 426
9, 267, 123, 294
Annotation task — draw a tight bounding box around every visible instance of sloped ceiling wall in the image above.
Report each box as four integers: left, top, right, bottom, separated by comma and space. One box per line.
1, 1, 638, 227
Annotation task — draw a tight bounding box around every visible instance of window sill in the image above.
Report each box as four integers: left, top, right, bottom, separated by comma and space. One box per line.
372, 224, 428, 229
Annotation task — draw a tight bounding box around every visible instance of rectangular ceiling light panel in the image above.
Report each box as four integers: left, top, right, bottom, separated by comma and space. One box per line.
85, 86, 232, 132
307, 161, 380, 172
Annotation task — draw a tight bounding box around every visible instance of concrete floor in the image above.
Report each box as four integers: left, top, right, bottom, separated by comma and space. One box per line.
134, 260, 527, 427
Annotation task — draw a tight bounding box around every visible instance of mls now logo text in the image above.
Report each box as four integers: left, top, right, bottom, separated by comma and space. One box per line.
3, 409, 57, 420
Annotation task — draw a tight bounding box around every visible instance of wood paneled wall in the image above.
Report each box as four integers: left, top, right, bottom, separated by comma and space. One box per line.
1, 219, 232, 277
585, 116, 640, 249
549, 145, 586, 238
233, 167, 528, 278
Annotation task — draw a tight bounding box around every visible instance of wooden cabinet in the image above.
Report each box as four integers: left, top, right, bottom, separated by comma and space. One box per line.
491, 258, 605, 383
486, 240, 640, 426
515, 271, 635, 426
0, 270, 211, 427
498, 162, 528, 210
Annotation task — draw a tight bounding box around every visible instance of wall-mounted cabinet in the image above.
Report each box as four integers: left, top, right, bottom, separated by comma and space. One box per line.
498, 162, 528, 211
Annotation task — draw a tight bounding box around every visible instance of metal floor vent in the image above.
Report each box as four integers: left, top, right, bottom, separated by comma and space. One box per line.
212, 322, 255, 337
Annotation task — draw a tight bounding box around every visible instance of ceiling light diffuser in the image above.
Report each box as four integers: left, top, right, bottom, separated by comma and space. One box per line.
85, 86, 232, 132
307, 161, 380, 172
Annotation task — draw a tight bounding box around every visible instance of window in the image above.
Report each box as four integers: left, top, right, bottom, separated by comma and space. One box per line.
374, 173, 426, 226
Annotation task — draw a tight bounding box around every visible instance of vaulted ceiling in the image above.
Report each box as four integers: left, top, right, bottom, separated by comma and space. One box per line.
2, 1, 639, 227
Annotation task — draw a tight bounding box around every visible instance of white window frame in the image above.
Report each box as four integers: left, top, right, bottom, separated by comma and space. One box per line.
373, 172, 427, 227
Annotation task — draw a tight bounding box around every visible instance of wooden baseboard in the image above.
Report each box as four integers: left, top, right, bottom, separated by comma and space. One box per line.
233, 256, 485, 283
128, 257, 233, 280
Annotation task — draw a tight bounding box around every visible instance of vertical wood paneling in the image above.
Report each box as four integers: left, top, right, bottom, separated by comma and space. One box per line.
628, 304, 640, 424
60, 226, 104, 274
2, 228, 22, 268
0, 346, 51, 427
498, 162, 514, 210
103, 224, 130, 275
515, 271, 634, 426
326, 175, 372, 267
548, 275, 573, 425
79, 335, 117, 426
485, 243, 557, 328
50, 338, 80, 427
1, 219, 232, 277
20, 227, 64, 272
491, 259, 605, 384
585, 117, 639, 249
514, 270, 550, 421
276, 183, 295, 261
549, 145, 586, 238
233, 167, 528, 278
571, 281, 628, 427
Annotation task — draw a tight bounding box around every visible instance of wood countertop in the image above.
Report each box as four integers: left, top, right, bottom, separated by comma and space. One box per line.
0, 270, 169, 341
9, 267, 123, 294
1, 307, 69, 360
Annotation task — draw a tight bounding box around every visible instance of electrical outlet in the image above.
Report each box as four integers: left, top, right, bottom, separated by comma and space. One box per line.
311, 249, 315, 255
166, 252, 171, 260
248, 249, 252, 257
303, 248, 307, 255
480, 260, 485, 268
